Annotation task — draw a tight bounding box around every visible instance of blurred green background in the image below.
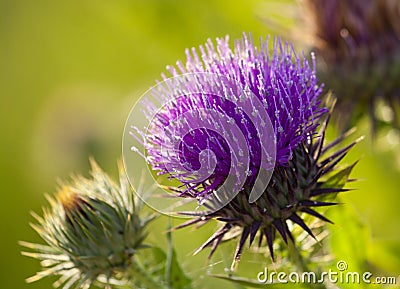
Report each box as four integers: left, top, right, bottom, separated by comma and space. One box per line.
1, 0, 399, 288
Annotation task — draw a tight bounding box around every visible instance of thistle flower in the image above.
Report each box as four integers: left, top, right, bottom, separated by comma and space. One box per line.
130, 34, 359, 266
304, 0, 400, 131
133, 35, 326, 202
20, 160, 153, 289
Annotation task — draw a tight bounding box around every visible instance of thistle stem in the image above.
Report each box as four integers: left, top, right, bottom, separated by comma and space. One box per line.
126, 259, 169, 289
287, 239, 329, 289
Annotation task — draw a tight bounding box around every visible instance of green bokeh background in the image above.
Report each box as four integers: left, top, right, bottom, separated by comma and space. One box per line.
1, 1, 399, 288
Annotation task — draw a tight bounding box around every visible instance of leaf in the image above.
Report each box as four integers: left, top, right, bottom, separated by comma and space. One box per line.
165, 222, 193, 289
321, 161, 358, 189
368, 240, 400, 275
165, 247, 192, 289
328, 204, 370, 289
149, 246, 168, 274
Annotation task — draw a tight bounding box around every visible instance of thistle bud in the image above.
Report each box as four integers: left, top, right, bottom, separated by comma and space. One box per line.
21, 160, 152, 289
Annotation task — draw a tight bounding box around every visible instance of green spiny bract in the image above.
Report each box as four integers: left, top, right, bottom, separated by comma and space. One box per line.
21, 160, 153, 289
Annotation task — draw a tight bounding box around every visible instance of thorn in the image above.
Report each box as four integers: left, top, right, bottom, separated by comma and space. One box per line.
208, 234, 225, 259
231, 227, 251, 270
258, 231, 264, 248
169, 217, 204, 231
319, 140, 358, 168
322, 127, 357, 154
249, 222, 261, 246
193, 224, 232, 256
310, 188, 351, 197
263, 226, 275, 261
301, 207, 333, 224
289, 213, 316, 239
272, 219, 287, 243
299, 200, 339, 207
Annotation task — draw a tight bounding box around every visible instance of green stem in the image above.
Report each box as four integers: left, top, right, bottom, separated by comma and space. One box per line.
287, 239, 310, 272
126, 259, 169, 289
287, 239, 328, 289
165, 218, 173, 288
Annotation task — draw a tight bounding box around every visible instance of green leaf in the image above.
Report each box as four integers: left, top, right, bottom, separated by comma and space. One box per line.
368, 240, 400, 275
322, 161, 358, 189
149, 246, 168, 274
328, 204, 370, 289
165, 222, 193, 289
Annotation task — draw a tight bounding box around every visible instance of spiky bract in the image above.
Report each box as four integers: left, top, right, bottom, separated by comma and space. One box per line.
177, 114, 359, 266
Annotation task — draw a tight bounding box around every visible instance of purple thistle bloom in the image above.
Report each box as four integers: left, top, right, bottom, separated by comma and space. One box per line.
165, 35, 326, 164
137, 35, 326, 201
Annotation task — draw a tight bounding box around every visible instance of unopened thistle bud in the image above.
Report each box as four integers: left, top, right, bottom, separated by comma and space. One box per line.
21, 160, 152, 289
128, 34, 360, 268
304, 0, 400, 131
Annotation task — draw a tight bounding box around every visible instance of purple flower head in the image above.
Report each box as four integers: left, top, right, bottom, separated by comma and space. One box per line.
166, 35, 326, 164
130, 34, 326, 208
